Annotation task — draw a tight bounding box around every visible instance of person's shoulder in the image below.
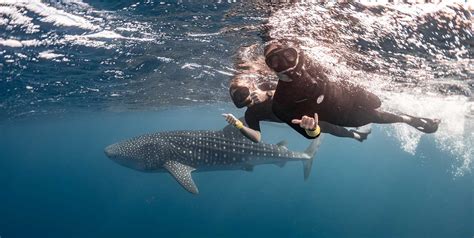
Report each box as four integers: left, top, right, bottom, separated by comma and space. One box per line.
244, 107, 261, 131
245, 104, 261, 118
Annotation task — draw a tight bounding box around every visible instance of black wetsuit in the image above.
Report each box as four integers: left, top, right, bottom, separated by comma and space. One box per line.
244, 96, 358, 140
271, 51, 384, 139
244, 99, 282, 131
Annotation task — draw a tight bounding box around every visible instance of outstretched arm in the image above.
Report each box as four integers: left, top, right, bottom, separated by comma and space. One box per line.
222, 113, 261, 143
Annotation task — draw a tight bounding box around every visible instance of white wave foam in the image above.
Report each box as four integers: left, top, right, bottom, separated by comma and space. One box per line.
187, 32, 221, 37
0, 39, 23, 48
182, 63, 202, 69
58, 30, 154, 49
156, 56, 173, 63
0, 38, 41, 47
1, 0, 97, 30
215, 70, 234, 76
0, 5, 39, 33
81, 30, 154, 41
1, 0, 157, 51
82, 30, 126, 39
38, 50, 64, 60
62, 35, 107, 48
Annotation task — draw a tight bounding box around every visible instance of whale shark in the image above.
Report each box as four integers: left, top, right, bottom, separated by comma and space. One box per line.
105, 126, 322, 194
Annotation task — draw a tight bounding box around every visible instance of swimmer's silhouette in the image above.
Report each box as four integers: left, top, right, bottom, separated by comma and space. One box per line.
223, 45, 370, 143
263, 42, 440, 139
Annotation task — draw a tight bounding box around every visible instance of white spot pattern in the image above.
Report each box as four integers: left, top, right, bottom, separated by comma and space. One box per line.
105, 129, 321, 194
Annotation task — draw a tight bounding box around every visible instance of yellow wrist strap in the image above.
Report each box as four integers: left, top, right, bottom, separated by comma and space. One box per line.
234, 120, 244, 130
305, 125, 321, 137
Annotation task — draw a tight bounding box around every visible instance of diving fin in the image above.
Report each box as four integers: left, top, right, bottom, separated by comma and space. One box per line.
163, 160, 199, 194
404, 114, 440, 134
302, 135, 323, 181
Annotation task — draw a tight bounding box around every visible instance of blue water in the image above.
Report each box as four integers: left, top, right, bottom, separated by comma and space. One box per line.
0, 105, 472, 237
1, 1, 473, 237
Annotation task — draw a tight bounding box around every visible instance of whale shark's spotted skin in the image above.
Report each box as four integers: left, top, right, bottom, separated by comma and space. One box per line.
105, 126, 321, 194
161, 129, 303, 168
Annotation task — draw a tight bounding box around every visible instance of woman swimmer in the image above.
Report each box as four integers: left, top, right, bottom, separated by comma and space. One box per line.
223, 58, 371, 142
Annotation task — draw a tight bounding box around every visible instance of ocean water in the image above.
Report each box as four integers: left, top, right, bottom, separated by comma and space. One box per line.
1, 105, 472, 238
0, 1, 473, 238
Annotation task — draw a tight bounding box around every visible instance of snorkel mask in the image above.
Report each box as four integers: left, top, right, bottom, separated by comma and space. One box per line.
230, 86, 252, 108
265, 47, 299, 74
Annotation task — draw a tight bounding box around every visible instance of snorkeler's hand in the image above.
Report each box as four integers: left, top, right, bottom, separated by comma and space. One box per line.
250, 90, 268, 104
222, 113, 239, 126
291, 113, 319, 130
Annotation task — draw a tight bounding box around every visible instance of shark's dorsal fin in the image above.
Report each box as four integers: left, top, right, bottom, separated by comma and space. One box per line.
276, 140, 288, 148
163, 161, 198, 194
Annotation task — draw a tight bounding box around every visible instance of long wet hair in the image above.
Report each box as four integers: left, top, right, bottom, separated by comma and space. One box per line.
229, 44, 280, 108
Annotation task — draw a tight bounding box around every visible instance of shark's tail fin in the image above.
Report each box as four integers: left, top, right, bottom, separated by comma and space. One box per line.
302, 135, 323, 181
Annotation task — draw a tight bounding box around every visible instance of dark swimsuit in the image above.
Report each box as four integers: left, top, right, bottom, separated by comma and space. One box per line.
269, 48, 382, 138
245, 99, 281, 131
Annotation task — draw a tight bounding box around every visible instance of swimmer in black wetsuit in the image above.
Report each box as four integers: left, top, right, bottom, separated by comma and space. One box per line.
263, 42, 440, 139
223, 73, 371, 143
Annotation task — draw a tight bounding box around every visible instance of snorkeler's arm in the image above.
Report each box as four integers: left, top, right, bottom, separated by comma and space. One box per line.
239, 125, 261, 143
222, 113, 261, 143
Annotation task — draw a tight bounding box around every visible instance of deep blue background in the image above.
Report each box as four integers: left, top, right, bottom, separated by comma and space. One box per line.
0, 105, 472, 238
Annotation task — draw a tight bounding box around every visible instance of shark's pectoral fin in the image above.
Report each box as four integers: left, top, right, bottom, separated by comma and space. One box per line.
163, 160, 199, 194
